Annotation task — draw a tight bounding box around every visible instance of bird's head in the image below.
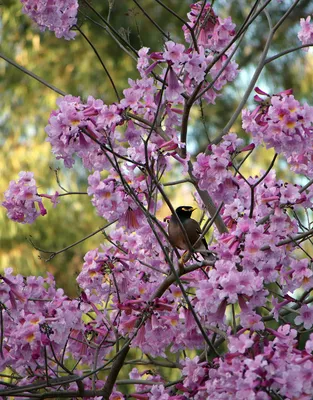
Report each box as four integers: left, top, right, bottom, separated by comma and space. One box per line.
175, 206, 196, 219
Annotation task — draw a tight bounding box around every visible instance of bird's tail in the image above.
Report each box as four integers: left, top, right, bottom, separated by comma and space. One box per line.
196, 242, 215, 262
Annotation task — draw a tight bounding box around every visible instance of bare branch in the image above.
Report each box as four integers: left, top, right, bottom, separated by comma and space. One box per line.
0, 52, 66, 96
75, 25, 120, 102
28, 220, 118, 261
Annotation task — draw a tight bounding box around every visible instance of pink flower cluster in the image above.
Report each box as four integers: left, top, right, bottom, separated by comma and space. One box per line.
45, 95, 122, 170
43, 3, 240, 178
87, 169, 148, 231
138, 39, 238, 105
5, 2, 313, 399
183, 2, 236, 52
298, 16, 313, 50
76, 227, 169, 302
193, 133, 243, 203
242, 88, 313, 175
76, 226, 207, 358
21, 0, 78, 39
128, 326, 313, 398
45, 87, 184, 173
77, 166, 313, 359
0, 269, 84, 374
171, 325, 313, 399
2, 171, 47, 224
295, 304, 313, 329
0, 269, 126, 397
191, 139, 313, 328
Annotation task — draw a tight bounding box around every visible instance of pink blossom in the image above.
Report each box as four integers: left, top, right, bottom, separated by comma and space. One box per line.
5, 3, 313, 398
21, 0, 78, 40
97, 104, 122, 129
120, 87, 143, 111
137, 47, 151, 76
0, 270, 84, 374
183, 3, 236, 52
163, 41, 187, 65
242, 89, 313, 175
148, 385, 169, 400
124, 120, 142, 146
305, 333, 313, 353
240, 311, 265, 331
210, 54, 239, 90
46, 95, 107, 169
209, 17, 236, 52
2, 172, 47, 224
228, 334, 254, 354
184, 46, 206, 83
87, 170, 148, 231
193, 133, 242, 204
295, 304, 313, 329
298, 16, 313, 50
182, 356, 206, 389
165, 68, 184, 102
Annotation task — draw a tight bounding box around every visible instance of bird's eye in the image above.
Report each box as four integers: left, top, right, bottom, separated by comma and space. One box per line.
181, 207, 188, 211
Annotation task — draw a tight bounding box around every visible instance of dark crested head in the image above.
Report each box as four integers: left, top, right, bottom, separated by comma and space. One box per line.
175, 206, 196, 219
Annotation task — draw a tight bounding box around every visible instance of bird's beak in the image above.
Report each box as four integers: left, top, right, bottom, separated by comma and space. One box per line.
190, 207, 197, 212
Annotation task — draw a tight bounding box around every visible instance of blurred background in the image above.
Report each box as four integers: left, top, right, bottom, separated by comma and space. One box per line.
1, 0, 313, 296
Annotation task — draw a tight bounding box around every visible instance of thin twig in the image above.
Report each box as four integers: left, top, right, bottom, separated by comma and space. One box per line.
75, 25, 120, 102
28, 220, 118, 261
188, 160, 228, 234
272, 0, 301, 33
132, 0, 171, 40
214, 15, 274, 144
300, 178, 313, 193
249, 153, 278, 218
261, 227, 313, 251
192, 202, 223, 251
163, 179, 194, 186
154, 0, 199, 51
57, 191, 88, 197
82, 0, 139, 57
0, 52, 66, 96
265, 43, 313, 64
78, 10, 137, 61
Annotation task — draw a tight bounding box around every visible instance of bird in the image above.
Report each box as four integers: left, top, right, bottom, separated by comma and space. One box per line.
167, 206, 209, 259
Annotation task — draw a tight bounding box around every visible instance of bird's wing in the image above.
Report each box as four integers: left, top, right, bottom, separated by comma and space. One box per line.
183, 219, 208, 250
168, 216, 208, 252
